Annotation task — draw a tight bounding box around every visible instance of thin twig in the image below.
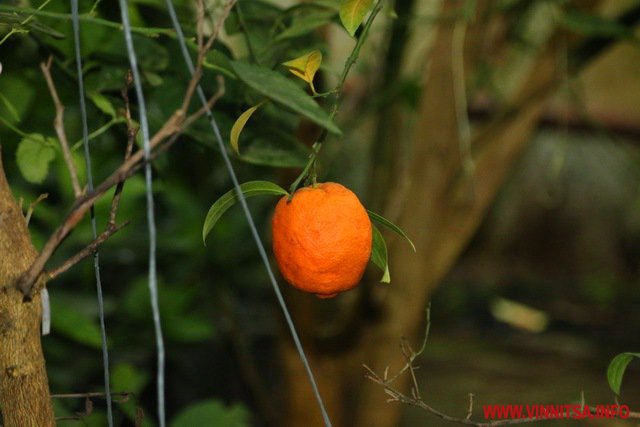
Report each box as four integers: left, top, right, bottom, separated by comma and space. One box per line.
179, 0, 234, 116
110, 72, 137, 226
40, 57, 82, 197
45, 221, 129, 281
196, 0, 205, 52
386, 304, 431, 384
25, 193, 48, 226
52, 391, 141, 424
466, 393, 474, 420
52, 391, 132, 403
181, 75, 226, 129
400, 338, 421, 400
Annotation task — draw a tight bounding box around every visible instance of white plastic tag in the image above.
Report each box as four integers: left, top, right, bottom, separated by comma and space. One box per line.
41, 288, 51, 336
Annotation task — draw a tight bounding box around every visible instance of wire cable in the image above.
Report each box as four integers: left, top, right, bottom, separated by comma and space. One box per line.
117, 1, 165, 425
70, 0, 114, 424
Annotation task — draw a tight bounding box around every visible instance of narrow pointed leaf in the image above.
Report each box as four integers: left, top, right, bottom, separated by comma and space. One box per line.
89, 92, 116, 118
203, 181, 289, 243
276, 10, 337, 41
339, 0, 374, 36
230, 61, 341, 134
371, 224, 390, 283
367, 210, 416, 252
282, 50, 323, 92
0, 92, 20, 122
607, 352, 640, 395
230, 101, 265, 154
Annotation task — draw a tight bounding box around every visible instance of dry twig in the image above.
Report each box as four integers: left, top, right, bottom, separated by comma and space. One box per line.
24, 193, 48, 226
45, 221, 129, 281
40, 57, 82, 198
52, 391, 142, 425
364, 305, 640, 426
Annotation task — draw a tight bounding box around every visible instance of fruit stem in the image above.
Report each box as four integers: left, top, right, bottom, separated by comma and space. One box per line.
288, 142, 322, 198
287, 0, 385, 195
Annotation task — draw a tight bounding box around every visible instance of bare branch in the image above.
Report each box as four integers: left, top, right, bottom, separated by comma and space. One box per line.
45, 221, 129, 281
52, 391, 132, 403
466, 393, 474, 420
364, 307, 640, 426
110, 75, 138, 226
52, 392, 138, 422
202, 0, 236, 57
181, 0, 235, 116
196, 0, 205, 53
181, 75, 226, 129
25, 193, 48, 226
40, 57, 82, 198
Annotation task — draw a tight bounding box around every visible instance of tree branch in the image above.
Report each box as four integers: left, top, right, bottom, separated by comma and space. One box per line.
45, 221, 129, 281
40, 56, 82, 198
16, 1, 235, 298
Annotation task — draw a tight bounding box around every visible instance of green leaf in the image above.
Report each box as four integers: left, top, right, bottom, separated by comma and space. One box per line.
50, 297, 103, 349
26, 19, 65, 39
231, 101, 266, 154
170, 400, 251, 427
144, 70, 164, 86
111, 363, 149, 395
310, 0, 342, 9
367, 210, 416, 252
203, 181, 289, 243
276, 9, 337, 40
230, 61, 341, 134
165, 315, 215, 342
0, 73, 35, 122
16, 134, 57, 184
238, 135, 310, 168
339, 0, 374, 36
89, 92, 116, 118
0, 92, 20, 122
371, 224, 390, 283
607, 352, 640, 395
204, 50, 237, 79
85, 66, 128, 93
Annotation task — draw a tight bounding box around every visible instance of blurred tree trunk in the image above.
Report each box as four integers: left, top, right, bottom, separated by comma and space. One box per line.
0, 150, 55, 426
353, 28, 559, 427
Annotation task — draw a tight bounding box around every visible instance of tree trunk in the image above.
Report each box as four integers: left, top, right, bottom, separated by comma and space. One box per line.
0, 149, 54, 426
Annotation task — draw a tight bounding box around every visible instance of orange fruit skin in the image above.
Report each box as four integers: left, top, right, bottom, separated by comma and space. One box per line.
272, 182, 372, 298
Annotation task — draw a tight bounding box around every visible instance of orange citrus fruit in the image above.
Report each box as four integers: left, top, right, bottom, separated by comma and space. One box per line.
272, 182, 372, 298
